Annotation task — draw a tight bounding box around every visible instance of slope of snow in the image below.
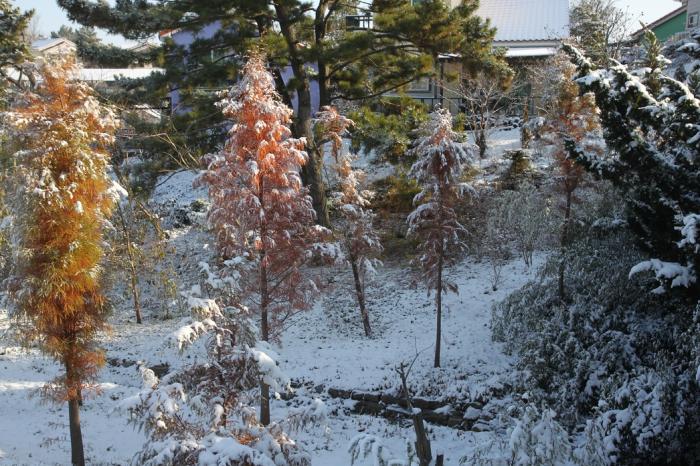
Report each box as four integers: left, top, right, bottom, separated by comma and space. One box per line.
0, 129, 535, 465
0, 252, 540, 465
151, 170, 207, 208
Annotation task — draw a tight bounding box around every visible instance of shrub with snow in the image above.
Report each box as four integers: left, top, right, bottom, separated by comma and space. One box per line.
493, 206, 700, 463
124, 263, 320, 466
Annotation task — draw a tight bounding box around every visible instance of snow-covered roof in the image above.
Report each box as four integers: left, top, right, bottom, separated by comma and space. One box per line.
505, 47, 558, 58
31, 37, 76, 53
476, 0, 570, 43
78, 68, 164, 82
438, 45, 557, 60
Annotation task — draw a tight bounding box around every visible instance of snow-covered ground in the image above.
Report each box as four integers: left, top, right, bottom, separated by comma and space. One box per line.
0, 252, 542, 465
0, 127, 540, 465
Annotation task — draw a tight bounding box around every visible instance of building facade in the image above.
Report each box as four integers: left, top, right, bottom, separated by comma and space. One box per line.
632, 0, 700, 43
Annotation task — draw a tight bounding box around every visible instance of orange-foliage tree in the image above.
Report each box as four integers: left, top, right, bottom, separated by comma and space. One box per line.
197, 51, 334, 426
6, 59, 118, 466
316, 106, 382, 337
407, 108, 474, 368
542, 59, 602, 300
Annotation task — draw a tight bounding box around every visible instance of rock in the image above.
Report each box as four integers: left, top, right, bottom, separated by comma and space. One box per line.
380, 393, 403, 406
464, 401, 484, 410
107, 358, 136, 368
412, 397, 444, 410
150, 363, 170, 378
328, 388, 352, 399
351, 391, 381, 402
471, 422, 490, 432
463, 407, 482, 421
314, 384, 325, 394
447, 416, 466, 428
422, 410, 450, 425
352, 400, 382, 415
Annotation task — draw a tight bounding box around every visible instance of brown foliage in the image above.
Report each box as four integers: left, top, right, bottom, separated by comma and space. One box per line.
196, 51, 333, 341
7, 58, 118, 402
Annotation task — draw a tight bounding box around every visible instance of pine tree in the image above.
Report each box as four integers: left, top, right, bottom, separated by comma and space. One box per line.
56, 0, 507, 227
7, 58, 119, 466
640, 29, 666, 96
196, 52, 335, 426
564, 44, 700, 297
317, 106, 382, 337
407, 108, 474, 368
540, 57, 602, 300
0, 0, 34, 91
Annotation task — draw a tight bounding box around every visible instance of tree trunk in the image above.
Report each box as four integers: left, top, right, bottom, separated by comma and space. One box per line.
116, 202, 142, 324
434, 249, 444, 369
259, 259, 271, 426
130, 266, 142, 324
350, 256, 371, 337
478, 130, 487, 159
68, 399, 85, 466
413, 412, 433, 466
558, 187, 573, 301
398, 364, 432, 466
259, 176, 271, 427
65, 359, 85, 466
302, 145, 330, 227
275, 2, 330, 227
314, 1, 331, 108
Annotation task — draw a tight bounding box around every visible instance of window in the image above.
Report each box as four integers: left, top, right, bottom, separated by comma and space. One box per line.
688, 12, 698, 29
408, 77, 431, 92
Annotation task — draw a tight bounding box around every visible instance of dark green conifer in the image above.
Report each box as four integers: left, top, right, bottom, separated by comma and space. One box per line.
57, 0, 507, 226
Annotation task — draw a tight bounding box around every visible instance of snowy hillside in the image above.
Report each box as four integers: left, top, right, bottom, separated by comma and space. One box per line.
0, 128, 549, 466
0, 253, 542, 466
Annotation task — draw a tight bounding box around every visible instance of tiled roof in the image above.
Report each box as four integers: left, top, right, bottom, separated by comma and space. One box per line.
31, 37, 76, 52
79, 68, 164, 82
475, 0, 570, 42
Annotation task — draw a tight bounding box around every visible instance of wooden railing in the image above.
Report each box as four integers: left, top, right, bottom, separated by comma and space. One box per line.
345, 15, 372, 30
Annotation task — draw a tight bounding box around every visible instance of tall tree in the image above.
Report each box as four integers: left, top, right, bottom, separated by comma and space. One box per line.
570, 0, 629, 64
317, 106, 382, 337
564, 44, 700, 298
56, 0, 507, 226
7, 58, 118, 466
569, 0, 630, 64
407, 108, 474, 368
541, 57, 602, 300
196, 51, 334, 426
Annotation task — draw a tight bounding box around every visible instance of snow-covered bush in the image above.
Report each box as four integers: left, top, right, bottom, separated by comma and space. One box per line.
564, 44, 700, 297
492, 216, 700, 463
487, 185, 552, 268
662, 28, 700, 85
462, 405, 592, 466
507, 406, 572, 466
349, 434, 416, 466
124, 263, 319, 466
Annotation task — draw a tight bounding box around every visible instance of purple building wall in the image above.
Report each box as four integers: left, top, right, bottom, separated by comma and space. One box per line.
166, 22, 320, 115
